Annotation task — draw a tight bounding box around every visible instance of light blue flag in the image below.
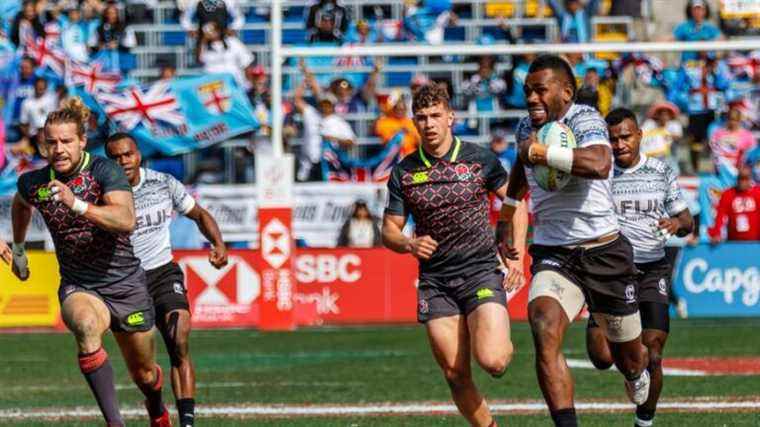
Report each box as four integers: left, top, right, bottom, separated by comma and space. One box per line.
93, 73, 259, 156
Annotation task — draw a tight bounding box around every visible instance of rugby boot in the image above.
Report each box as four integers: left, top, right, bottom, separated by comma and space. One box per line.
625, 369, 650, 405
147, 404, 172, 427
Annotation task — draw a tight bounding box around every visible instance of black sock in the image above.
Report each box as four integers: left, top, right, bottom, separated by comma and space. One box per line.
551, 408, 578, 427
138, 365, 165, 418
79, 349, 124, 426
635, 407, 655, 426
177, 398, 195, 426
550, 408, 578, 427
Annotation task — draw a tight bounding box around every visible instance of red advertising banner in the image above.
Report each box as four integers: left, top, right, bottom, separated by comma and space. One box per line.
175, 248, 531, 329
258, 208, 297, 330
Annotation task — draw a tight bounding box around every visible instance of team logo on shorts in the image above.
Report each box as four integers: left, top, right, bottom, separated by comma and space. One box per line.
419, 299, 429, 314
625, 284, 636, 304
173, 282, 184, 295
455, 164, 472, 181
476, 288, 494, 300
126, 311, 146, 326
658, 278, 668, 296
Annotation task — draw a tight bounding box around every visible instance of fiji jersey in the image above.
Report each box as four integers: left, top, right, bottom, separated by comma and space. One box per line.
517, 103, 618, 246
131, 168, 196, 271
385, 139, 508, 280
613, 155, 688, 263
16, 153, 140, 288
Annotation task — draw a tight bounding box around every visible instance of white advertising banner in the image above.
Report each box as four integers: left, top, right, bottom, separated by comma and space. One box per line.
195, 182, 387, 247
0, 197, 51, 242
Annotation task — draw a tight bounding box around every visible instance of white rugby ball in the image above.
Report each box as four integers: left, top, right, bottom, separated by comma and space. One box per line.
533, 121, 577, 191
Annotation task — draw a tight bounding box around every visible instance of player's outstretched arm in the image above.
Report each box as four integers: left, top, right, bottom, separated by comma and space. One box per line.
49, 180, 136, 233
185, 205, 228, 269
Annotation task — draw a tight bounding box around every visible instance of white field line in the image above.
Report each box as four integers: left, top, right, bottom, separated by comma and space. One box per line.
566, 358, 707, 377
1, 399, 760, 420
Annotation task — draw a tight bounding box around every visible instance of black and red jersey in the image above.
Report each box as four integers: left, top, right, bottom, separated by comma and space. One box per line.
385, 138, 508, 280
17, 153, 141, 288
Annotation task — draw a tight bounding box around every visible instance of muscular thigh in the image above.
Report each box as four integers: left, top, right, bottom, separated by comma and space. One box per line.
61, 291, 111, 335
114, 329, 156, 370
426, 315, 470, 373
467, 302, 510, 356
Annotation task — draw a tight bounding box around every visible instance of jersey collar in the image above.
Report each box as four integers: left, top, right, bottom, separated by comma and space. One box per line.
49, 151, 91, 180
419, 137, 461, 168
615, 153, 647, 174
132, 168, 146, 191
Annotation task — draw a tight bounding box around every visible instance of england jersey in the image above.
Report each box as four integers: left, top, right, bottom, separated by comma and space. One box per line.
612, 155, 688, 263
132, 168, 196, 270
517, 103, 618, 246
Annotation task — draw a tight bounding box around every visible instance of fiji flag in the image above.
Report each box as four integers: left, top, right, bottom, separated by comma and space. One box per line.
93, 73, 259, 156
322, 132, 402, 182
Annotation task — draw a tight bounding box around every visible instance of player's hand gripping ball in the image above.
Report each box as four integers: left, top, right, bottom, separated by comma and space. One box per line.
533, 121, 577, 191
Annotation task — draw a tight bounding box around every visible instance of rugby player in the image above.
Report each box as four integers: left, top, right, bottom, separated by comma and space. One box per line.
500, 55, 650, 427
10, 99, 170, 427
106, 133, 228, 427
382, 84, 528, 427
586, 108, 693, 427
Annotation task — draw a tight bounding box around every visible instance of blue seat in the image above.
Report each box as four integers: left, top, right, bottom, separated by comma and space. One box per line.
283, 29, 307, 44
482, 26, 507, 40
241, 29, 266, 44
444, 26, 465, 41
284, 6, 305, 22
163, 30, 186, 46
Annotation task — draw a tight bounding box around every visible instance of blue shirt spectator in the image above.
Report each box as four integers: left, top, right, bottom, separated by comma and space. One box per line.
546, 0, 599, 43
745, 146, 760, 184
673, 0, 722, 62
669, 58, 731, 115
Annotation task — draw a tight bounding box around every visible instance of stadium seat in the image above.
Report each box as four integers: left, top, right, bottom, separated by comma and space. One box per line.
163, 30, 186, 46
283, 29, 308, 45
242, 29, 267, 45
444, 26, 466, 41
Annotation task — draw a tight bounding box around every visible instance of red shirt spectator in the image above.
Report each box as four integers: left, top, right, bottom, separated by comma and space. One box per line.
708, 167, 760, 242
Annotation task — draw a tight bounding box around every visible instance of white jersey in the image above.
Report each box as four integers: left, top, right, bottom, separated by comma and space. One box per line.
612, 155, 688, 263
132, 168, 196, 270
517, 103, 618, 246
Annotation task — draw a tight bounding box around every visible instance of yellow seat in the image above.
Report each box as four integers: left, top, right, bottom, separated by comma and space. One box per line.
594, 30, 628, 60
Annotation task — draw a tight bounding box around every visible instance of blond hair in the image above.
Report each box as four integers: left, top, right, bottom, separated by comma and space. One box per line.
45, 97, 91, 137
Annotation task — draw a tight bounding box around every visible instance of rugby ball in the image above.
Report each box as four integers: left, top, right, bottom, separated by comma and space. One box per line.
533, 121, 577, 191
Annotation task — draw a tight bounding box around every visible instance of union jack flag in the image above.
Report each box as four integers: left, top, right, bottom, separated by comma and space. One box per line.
24, 36, 66, 77
96, 81, 185, 131
67, 60, 122, 93
322, 133, 402, 182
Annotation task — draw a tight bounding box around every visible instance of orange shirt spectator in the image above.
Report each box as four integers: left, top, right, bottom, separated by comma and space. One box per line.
375, 90, 420, 157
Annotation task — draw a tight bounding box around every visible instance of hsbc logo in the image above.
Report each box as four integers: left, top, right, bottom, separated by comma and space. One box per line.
180, 255, 260, 306
262, 218, 290, 269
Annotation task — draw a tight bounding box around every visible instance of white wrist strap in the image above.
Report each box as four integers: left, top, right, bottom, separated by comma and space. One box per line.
71, 198, 89, 215
546, 146, 574, 173
502, 196, 520, 207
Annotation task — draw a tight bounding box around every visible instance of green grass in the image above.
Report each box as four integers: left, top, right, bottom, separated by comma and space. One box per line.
1, 319, 759, 426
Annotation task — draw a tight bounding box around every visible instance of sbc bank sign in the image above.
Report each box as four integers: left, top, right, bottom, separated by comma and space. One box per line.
673, 243, 760, 317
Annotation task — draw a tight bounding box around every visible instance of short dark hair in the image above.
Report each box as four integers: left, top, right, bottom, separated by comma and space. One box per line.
686, 0, 711, 20
605, 107, 639, 128
412, 83, 450, 113
528, 54, 577, 97
104, 132, 137, 157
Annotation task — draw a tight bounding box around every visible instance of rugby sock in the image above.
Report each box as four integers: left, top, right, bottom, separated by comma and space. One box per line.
550, 408, 578, 427
139, 364, 166, 418
177, 398, 195, 426
78, 348, 124, 426
635, 407, 655, 426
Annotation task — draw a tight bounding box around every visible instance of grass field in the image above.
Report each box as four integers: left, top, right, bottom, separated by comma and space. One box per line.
1, 318, 760, 426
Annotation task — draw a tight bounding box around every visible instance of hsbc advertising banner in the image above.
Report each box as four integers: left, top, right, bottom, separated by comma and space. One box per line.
175, 248, 532, 328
